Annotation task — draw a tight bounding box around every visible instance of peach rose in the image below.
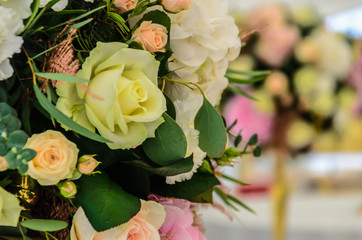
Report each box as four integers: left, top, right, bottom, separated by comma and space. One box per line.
77, 155, 99, 175
71, 201, 166, 240
25, 130, 79, 186
132, 21, 168, 53
112, 0, 138, 13
161, 0, 191, 12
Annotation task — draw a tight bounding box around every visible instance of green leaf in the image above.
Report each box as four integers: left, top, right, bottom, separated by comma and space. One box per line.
6, 151, 18, 169
7, 131, 28, 149
127, 155, 193, 177
194, 98, 227, 158
253, 145, 262, 157
227, 76, 265, 84
20, 219, 67, 232
35, 73, 89, 83
0, 88, 6, 102
226, 69, 270, 77
234, 132, 242, 147
150, 172, 220, 199
226, 119, 237, 131
18, 149, 37, 162
0, 103, 17, 118
108, 12, 130, 34
143, 113, 187, 166
76, 174, 141, 232
33, 84, 109, 143
130, 0, 150, 17
164, 93, 176, 120
226, 86, 258, 101
221, 174, 249, 186
71, 18, 93, 30
227, 194, 255, 214
187, 187, 214, 203
248, 134, 258, 145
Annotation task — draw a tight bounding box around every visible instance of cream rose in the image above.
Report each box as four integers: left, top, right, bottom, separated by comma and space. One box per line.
161, 0, 191, 12
132, 21, 168, 53
71, 201, 166, 240
25, 130, 79, 186
56, 42, 166, 150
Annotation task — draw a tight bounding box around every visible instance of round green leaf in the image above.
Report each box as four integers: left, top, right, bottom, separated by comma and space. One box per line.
76, 174, 141, 232
20, 219, 67, 232
143, 113, 187, 166
194, 98, 227, 158
7, 130, 28, 149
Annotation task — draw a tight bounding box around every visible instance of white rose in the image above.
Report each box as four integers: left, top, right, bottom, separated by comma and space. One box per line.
165, 0, 241, 105
166, 97, 206, 184
0, 6, 24, 80
0, 0, 32, 19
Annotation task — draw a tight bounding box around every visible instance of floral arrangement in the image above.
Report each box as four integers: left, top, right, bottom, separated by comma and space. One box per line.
225, 3, 362, 153
0, 0, 265, 239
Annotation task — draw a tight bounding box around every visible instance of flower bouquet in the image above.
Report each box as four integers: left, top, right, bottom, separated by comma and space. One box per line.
225, 4, 361, 153
0, 0, 265, 239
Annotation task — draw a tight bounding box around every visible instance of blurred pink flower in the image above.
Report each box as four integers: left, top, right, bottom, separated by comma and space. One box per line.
149, 196, 206, 240
349, 54, 362, 114
248, 3, 286, 27
223, 94, 275, 143
255, 23, 300, 67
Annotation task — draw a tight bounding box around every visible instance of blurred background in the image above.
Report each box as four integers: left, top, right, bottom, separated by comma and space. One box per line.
204, 1, 362, 239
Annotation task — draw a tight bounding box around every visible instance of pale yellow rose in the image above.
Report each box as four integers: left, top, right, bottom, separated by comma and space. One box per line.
56, 42, 166, 150
71, 201, 166, 240
25, 130, 79, 186
132, 21, 168, 53
161, 0, 191, 12
0, 187, 23, 227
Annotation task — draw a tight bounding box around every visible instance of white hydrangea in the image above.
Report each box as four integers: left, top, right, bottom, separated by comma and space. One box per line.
0, 6, 24, 80
165, 0, 241, 105
166, 96, 206, 184
0, 0, 32, 19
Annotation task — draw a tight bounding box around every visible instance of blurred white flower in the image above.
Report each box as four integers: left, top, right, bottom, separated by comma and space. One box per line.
166, 97, 206, 184
0, 0, 32, 19
295, 29, 352, 78
165, 0, 241, 105
0, 6, 24, 80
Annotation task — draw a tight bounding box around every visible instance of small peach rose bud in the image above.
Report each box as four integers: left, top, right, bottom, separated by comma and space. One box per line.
77, 155, 100, 175
109, 0, 138, 13
59, 181, 77, 198
161, 0, 191, 12
0, 156, 8, 172
132, 21, 168, 53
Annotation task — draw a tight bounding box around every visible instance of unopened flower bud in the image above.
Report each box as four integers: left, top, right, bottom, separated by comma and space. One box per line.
77, 155, 100, 175
161, 0, 191, 13
59, 181, 77, 198
224, 148, 240, 158
0, 156, 8, 172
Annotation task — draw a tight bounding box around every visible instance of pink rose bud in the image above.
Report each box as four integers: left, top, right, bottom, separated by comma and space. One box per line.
113, 0, 138, 13
132, 21, 168, 53
0, 156, 8, 172
59, 181, 77, 198
161, 0, 191, 12
77, 155, 100, 175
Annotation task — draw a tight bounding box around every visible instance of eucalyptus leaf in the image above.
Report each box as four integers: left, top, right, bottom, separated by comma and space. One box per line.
194, 98, 227, 158
164, 93, 176, 120
20, 219, 67, 232
143, 113, 187, 166
76, 174, 141, 232
7, 131, 28, 149
35, 73, 89, 83
33, 84, 108, 143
